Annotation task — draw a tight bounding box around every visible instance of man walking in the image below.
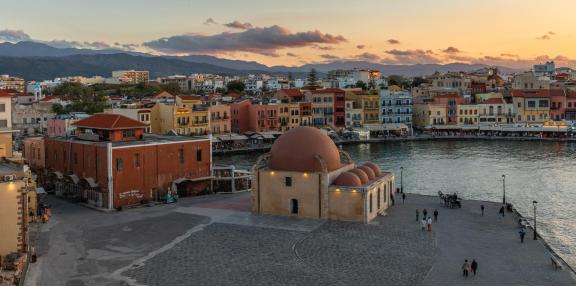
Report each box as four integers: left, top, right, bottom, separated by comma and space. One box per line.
433, 209, 439, 222
519, 228, 526, 243
499, 206, 505, 217
481, 204, 485, 216
423, 209, 427, 218
471, 259, 478, 275
416, 209, 420, 222
462, 260, 470, 277
402, 193, 406, 204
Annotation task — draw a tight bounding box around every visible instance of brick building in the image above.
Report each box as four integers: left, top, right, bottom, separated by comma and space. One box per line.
43, 114, 211, 210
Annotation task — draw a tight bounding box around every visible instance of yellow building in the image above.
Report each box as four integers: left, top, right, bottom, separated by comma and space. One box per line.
277, 103, 301, 131
151, 103, 209, 136
252, 127, 395, 223
457, 104, 479, 125
413, 104, 447, 128
345, 91, 380, 125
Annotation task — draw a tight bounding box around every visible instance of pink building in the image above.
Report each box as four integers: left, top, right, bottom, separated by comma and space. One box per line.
550, 89, 567, 121
230, 100, 251, 133
47, 113, 89, 137
208, 104, 231, 134
248, 104, 279, 133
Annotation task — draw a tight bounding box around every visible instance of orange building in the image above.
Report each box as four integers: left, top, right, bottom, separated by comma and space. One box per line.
248, 104, 279, 133
208, 104, 231, 134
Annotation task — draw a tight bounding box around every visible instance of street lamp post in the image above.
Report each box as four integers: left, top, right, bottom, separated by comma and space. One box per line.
502, 174, 506, 205
400, 167, 404, 193
533, 200, 538, 240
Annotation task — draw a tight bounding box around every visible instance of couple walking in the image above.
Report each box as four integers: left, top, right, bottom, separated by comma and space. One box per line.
462, 259, 478, 277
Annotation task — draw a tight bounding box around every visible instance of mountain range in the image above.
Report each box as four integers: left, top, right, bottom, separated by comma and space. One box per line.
0, 41, 524, 81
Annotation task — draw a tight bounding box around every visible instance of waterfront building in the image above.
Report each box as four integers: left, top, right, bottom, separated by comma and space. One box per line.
478, 98, 513, 124
512, 90, 551, 123
345, 100, 363, 129
512, 73, 551, 90
43, 114, 211, 209
413, 103, 447, 128
150, 102, 209, 136
208, 104, 231, 135
252, 126, 395, 223
380, 89, 413, 128
230, 100, 251, 133
566, 92, 576, 120
299, 102, 313, 127
550, 89, 568, 121
432, 94, 467, 125
247, 103, 279, 133
111, 70, 149, 84
47, 113, 91, 137
429, 72, 471, 94
305, 88, 346, 129
457, 104, 479, 125
345, 90, 380, 126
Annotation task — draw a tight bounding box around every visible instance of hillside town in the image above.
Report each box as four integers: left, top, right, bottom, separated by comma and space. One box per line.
1, 61, 576, 284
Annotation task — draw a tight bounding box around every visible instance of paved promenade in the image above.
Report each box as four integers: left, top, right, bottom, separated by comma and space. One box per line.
25, 193, 575, 286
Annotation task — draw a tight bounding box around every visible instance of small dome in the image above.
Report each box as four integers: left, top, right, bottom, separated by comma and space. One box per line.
349, 168, 369, 184
363, 162, 382, 176
334, 172, 362, 187
269, 127, 341, 172
358, 166, 375, 180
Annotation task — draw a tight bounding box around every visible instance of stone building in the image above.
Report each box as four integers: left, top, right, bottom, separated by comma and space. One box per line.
252, 127, 395, 223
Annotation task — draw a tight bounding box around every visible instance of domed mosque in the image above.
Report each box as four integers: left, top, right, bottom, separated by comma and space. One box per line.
252, 126, 396, 223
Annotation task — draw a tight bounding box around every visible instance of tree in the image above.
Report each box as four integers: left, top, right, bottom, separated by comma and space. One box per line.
355, 80, 368, 90
52, 103, 65, 115
160, 82, 181, 95
411, 77, 429, 88
226, 80, 246, 93
306, 68, 320, 89
387, 75, 404, 87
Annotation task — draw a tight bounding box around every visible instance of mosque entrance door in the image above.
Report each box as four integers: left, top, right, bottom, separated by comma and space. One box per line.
290, 199, 299, 214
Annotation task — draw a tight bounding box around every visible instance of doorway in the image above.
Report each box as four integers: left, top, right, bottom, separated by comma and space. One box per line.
290, 199, 299, 215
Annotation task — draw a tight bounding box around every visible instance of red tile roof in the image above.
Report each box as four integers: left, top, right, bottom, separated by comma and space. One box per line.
512, 90, 550, 98
152, 91, 175, 98
0, 90, 13, 98
73, 114, 148, 130
277, 89, 303, 97
40, 95, 62, 102
178, 95, 202, 101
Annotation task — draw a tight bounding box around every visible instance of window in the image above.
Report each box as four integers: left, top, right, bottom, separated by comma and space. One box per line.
116, 158, 124, 171
538, 100, 549, 108
285, 177, 292, 187
133, 153, 140, 167
369, 193, 373, 213
0, 104, 5, 112
528, 101, 536, 108
196, 149, 202, 161
377, 189, 381, 209
122, 129, 136, 138
0, 120, 7, 128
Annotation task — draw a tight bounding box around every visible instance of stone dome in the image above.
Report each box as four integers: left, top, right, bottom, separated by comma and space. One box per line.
268, 126, 341, 172
363, 162, 382, 176
349, 168, 369, 184
334, 172, 362, 187
358, 166, 375, 180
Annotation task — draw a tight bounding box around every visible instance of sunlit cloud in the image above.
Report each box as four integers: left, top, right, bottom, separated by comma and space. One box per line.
224, 21, 253, 30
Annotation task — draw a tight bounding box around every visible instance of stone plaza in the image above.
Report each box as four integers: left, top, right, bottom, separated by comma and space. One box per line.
25, 193, 576, 286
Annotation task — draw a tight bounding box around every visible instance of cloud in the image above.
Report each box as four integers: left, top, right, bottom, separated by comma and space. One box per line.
383, 49, 441, 64
0, 29, 32, 42
204, 18, 217, 25
40, 40, 112, 49
537, 31, 556, 40
355, 52, 380, 61
356, 44, 366, 50
286, 52, 298, 57
500, 53, 519, 58
144, 25, 347, 55
224, 21, 253, 30
313, 45, 335, 51
320, 54, 339, 60
443, 46, 461, 54
387, 39, 401, 45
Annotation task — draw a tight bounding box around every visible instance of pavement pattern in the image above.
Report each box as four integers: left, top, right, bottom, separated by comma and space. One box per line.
25, 193, 576, 286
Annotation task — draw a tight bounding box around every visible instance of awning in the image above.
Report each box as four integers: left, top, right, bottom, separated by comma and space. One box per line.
68, 174, 80, 184
249, 134, 264, 140
84, 177, 98, 188
218, 134, 249, 141
261, 134, 276, 139
211, 137, 221, 143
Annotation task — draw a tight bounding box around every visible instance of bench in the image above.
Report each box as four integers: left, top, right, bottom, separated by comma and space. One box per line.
551, 256, 563, 270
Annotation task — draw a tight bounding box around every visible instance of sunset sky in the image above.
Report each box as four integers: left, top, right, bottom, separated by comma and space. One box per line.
1, 0, 575, 68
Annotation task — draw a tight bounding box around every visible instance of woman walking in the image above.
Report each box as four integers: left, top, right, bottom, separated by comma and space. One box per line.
462, 260, 470, 277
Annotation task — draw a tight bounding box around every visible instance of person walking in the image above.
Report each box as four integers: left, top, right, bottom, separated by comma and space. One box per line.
391, 193, 395, 206
462, 260, 470, 277
433, 209, 439, 222
519, 228, 526, 243
427, 217, 432, 231
499, 206, 505, 217
421, 218, 427, 231
481, 204, 485, 216
402, 193, 406, 204
471, 259, 478, 275
416, 209, 420, 222
423, 209, 428, 218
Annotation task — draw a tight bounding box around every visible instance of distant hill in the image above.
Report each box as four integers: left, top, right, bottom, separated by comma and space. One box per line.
0, 41, 526, 79
0, 54, 243, 81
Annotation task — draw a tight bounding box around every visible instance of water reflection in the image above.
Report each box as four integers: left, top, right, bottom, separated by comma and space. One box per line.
215, 140, 576, 267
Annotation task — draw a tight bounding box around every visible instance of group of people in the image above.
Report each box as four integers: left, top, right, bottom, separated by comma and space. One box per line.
462, 259, 479, 277
416, 208, 438, 231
